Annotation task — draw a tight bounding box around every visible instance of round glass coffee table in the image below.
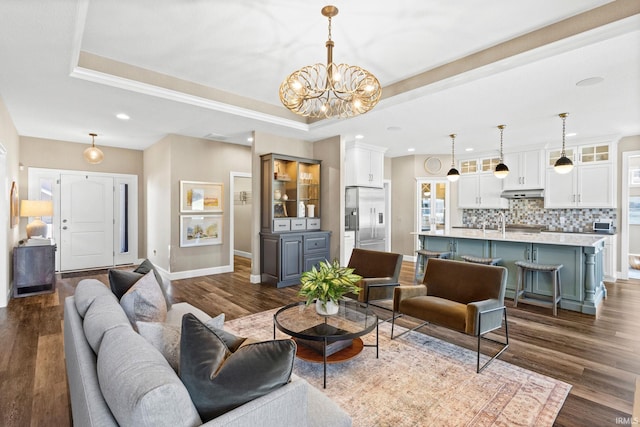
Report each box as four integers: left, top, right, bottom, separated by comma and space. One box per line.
273, 300, 378, 388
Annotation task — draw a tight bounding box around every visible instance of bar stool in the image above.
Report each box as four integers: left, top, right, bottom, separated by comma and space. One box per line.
414, 250, 451, 283
460, 255, 502, 266
514, 261, 563, 316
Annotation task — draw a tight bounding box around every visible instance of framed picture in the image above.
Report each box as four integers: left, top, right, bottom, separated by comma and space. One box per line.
180, 215, 223, 247
180, 181, 223, 213
10, 181, 19, 228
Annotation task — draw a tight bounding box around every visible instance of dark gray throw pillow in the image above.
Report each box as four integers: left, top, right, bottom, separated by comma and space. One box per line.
108, 259, 171, 308
179, 313, 295, 421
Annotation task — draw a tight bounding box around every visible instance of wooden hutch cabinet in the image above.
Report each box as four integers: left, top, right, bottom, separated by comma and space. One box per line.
260, 153, 330, 287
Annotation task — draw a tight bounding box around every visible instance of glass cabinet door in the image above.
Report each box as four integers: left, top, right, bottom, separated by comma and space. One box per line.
417, 180, 448, 232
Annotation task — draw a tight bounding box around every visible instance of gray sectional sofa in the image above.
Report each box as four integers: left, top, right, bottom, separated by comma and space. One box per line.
63, 278, 352, 427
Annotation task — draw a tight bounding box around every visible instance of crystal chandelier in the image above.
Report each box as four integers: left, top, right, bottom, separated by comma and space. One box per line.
554, 113, 574, 174
279, 5, 382, 119
83, 133, 104, 164
494, 125, 510, 179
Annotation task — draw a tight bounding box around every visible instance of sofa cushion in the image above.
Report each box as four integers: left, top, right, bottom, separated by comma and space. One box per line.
165, 302, 216, 327
180, 313, 295, 421
137, 313, 224, 372
75, 279, 113, 318
400, 295, 467, 333
108, 259, 171, 309
120, 271, 168, 328
83, 294, 132, 353
97, 326, 201, 427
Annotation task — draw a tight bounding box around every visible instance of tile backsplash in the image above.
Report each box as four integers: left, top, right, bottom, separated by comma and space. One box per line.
462, 199, 616, 232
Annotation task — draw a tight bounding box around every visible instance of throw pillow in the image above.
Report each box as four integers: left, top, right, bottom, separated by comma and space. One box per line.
120, 271, 167, 327
180, 313, 295, 421
137, 313, 225, 372
135, 259, 172, 308
108, 259, 171, 309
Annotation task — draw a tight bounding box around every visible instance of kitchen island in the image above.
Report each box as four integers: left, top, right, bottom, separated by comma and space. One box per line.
415, 229, 606, 315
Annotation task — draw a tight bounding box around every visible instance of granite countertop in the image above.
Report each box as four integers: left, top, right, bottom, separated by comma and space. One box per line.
414, 229, 606, 247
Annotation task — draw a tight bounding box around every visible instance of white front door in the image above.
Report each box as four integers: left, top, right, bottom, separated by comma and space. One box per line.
60, 174, 114, 270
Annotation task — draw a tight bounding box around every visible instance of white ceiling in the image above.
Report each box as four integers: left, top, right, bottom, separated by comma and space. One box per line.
0, 0, 638, 158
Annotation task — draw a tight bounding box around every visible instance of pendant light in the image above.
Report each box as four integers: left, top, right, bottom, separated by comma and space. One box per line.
494, 124, 509, 179
83, 133, 104, 164
554, 113, 574, 174
446, 134, 460, 182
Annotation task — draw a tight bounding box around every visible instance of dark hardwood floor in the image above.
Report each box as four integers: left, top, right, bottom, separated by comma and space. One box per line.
0, 257, 638, 426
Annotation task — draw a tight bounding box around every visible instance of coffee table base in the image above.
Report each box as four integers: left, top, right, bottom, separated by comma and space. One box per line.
294, 337, 364, 364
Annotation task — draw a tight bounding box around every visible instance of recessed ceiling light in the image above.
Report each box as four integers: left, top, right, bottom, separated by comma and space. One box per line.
355, 134, 364, 139
465, 147, 474, 152
116, 113, 130, 120
386, 126, 402, 132
576, 77, 604, 87
566, 132, 577, 137
247, 137, 254, 142
407, 148, 415, 152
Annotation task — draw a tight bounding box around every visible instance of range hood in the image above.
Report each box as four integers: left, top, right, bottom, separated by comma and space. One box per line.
500, 189, 545, 199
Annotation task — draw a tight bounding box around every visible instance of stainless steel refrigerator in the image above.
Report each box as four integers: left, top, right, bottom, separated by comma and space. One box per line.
345, 187, 386, 252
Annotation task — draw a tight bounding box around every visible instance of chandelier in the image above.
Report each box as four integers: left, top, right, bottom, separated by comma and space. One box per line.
279, 5, 382, 119
83, 133, 104, 164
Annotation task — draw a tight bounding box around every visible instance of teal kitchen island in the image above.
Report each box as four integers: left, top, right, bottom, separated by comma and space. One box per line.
415, 229, 606, 315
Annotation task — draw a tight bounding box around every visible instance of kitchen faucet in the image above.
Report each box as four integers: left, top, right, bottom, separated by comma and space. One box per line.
498, 212, 506, 236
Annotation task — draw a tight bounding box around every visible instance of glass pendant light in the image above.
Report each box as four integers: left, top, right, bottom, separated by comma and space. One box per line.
554, 113, 574, 174
494, 125, 509, 179
83, 133, 104, 164
446, 134, 460, 182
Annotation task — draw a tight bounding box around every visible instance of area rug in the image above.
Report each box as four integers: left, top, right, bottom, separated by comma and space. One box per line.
225, 309, 571, 427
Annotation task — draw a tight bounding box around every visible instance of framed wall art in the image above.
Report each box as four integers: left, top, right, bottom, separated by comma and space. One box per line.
180, 215, 223, 247
180, 181, 223, 213
10, 181, 19, 228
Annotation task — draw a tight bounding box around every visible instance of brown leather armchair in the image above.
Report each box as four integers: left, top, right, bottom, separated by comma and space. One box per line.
391, 258, 509, 372
346, 248, 403, 307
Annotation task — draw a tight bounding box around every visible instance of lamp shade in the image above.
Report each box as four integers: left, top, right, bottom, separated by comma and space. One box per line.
20, 200, 53, 217
446, 167, 460, 182
20, 200, 53, 239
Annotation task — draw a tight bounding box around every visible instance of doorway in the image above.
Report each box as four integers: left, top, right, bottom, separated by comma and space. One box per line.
28, 168, 138, 271
416, 179, 449, 233
622, 152, 640, 280
232, 174, 252, 259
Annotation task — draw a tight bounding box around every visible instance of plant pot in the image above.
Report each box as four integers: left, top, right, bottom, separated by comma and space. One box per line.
315, 299, 339, 316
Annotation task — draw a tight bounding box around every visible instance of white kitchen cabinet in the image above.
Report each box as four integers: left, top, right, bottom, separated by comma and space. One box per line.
502, 150, 543, 190
345, 141, 386, 188
544, 143, 615, 208
602, 234, 617, 282
458, 173, 507, 209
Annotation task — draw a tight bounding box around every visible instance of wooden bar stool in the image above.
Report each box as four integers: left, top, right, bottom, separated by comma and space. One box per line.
414, 250, 450, 283
514, 261, 563, 316
460, 255, 502, 266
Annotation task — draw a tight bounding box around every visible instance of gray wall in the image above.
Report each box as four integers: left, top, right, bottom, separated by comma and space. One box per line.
314, 135, 343, 261
233, 176, 252, 254
617, 135, 640, 270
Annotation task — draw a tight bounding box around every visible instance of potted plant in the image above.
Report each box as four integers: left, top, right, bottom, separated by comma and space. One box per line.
298, 260, 363, 315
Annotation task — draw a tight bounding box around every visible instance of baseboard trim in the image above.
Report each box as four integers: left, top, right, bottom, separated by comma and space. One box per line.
167, 264, 234, 281
250, 273, 261, 284
403, 255, 417, 263
234, 250, 252, 259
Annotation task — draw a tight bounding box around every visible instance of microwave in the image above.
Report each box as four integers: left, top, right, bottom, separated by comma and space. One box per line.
593, 220, 614, 233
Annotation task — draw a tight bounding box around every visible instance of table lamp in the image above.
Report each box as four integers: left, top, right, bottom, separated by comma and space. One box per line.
20, 200, 53, 238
